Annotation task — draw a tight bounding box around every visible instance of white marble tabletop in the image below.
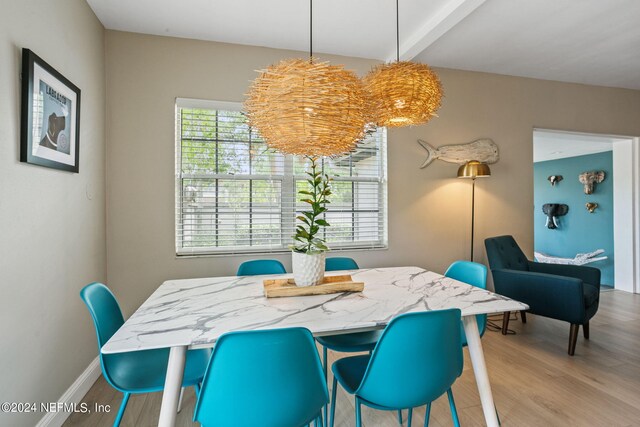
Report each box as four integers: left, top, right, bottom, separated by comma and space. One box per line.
102, 266, 528, 354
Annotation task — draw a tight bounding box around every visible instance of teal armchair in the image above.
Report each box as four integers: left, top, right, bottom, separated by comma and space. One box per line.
485, 235, 601, 355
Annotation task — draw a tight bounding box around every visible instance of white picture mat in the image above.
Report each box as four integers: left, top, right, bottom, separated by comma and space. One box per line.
31, 62, 77, 166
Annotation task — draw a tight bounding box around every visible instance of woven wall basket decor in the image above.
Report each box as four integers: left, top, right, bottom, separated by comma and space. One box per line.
244, 58, 369, 158
363, 61, 443, 127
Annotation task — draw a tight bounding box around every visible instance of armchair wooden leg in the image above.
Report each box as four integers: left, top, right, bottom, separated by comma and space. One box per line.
501, 312, 510, 335
568, 324, 579, 356
520, 311, 527, 323
583, 322, 590, 339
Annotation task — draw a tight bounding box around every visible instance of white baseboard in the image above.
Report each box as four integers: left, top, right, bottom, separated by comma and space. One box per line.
36, 357, 102, 427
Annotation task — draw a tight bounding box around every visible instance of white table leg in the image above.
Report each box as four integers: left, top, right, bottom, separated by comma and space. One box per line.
158, 346, 187, 427
463, 316, 500, 427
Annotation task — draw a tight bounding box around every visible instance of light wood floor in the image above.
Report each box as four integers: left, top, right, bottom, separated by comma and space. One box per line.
65, 290, 640, 427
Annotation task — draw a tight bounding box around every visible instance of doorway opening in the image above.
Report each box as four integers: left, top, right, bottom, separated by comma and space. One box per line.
533, 129, 639, 293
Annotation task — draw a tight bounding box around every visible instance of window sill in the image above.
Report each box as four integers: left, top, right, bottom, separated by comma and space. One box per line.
175, 245, 389, 259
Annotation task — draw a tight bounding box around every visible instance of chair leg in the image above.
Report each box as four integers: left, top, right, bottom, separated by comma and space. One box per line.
501, 312, 510, 335
355, 397, 362, 427
568, 324, 580, 356
330, 376, 338, 427
323, 346, 328, 380
397, 409, 402, 425
583, 322, 590, 339
323, 346, 328, 427
521, 310, 527, 323
194, 382, 201, 398
177, 387, 185, 413
114, 392, 130, 427
407, 407, 412, 426
447, 389, 460, 427
423, 403, 431, 427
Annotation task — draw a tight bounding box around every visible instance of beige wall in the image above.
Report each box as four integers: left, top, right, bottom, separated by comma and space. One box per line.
106, 30, 640, 316
0, 1, 105, 425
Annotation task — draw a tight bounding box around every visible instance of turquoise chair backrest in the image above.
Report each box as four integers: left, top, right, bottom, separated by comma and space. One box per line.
325, 257, 359, 271
444, 261, 487, 290
194, 327, 328, 427
445, 260, 488, 337
236, 259, 286, 276
80, 282, 129, 390
80, 282, 125, 349
356, 309, 463, 409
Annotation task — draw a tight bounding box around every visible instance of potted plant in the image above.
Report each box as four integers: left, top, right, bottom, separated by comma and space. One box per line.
291, 156, 332, 286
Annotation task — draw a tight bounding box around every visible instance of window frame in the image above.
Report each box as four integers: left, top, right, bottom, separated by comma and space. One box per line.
175, 98, 388, 256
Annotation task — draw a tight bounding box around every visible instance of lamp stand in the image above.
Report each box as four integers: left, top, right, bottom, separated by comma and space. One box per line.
470, 178, 476, 262
457, 160, 490, 262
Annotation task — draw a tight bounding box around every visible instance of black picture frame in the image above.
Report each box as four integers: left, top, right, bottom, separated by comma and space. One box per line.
20, 48, 81, 172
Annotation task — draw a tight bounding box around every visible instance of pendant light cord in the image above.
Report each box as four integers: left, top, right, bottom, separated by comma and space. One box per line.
396, 0, 400, 62
309, 0, 313, 60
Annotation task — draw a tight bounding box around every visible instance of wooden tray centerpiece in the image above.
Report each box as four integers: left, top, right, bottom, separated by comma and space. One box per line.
263, 274, 364, 298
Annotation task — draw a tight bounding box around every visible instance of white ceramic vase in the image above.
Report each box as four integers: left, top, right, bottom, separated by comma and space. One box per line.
292, 251, 326, 287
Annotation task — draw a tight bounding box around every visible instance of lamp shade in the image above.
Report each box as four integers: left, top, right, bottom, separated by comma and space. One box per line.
457, 160, 491, 179
244, 58, 369, 157
363, 61, 443, 127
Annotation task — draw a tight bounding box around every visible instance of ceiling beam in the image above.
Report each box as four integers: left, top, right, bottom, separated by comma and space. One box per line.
389, 0, 486, 62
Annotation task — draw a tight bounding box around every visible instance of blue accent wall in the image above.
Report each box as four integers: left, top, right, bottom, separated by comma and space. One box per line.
534, 151, 614, 285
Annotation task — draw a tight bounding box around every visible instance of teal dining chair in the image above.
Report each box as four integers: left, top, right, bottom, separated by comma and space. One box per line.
237, 259, 286, 276
444, 260, 488, 345
80, 282, 210, 427
193, 327, 329, 427
330, 309, 464, 427
325, 257, 359, 271
317, 257, 382, 424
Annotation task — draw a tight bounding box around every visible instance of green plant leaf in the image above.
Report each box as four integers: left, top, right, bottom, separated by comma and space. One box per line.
296, 215, 310, 225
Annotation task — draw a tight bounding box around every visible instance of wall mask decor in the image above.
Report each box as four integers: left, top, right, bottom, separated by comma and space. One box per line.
542, 203, 569, 229
578, 171, 605, 194
547, 175, 563, 186
586, 202, 598, 213
418, 138, 499, 168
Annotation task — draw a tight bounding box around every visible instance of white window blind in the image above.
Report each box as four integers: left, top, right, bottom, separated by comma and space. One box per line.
175, 98, 388, 256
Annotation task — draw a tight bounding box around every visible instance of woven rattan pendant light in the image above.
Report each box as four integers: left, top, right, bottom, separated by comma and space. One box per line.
363, 0, 443, 127
244, 0, 369, 157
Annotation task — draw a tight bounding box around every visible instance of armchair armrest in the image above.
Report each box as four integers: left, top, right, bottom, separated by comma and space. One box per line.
528, 261, 601, 289
492, 269, 586, 324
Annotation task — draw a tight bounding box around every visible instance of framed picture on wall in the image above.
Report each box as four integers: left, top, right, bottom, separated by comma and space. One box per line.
20, 48, 81, 172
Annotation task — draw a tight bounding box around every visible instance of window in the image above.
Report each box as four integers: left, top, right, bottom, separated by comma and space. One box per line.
175, 98, 387, 255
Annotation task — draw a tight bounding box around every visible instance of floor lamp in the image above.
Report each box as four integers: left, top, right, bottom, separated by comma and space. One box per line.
457, 160, 491, 261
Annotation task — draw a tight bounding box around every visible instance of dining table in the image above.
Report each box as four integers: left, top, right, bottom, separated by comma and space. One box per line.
101, 266, 529, 427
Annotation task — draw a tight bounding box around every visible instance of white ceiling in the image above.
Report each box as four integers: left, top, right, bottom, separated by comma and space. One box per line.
86, 0, 640, 90
86, 0, 461, 60
415, 0, 640, 90
533, 130, 631, 163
